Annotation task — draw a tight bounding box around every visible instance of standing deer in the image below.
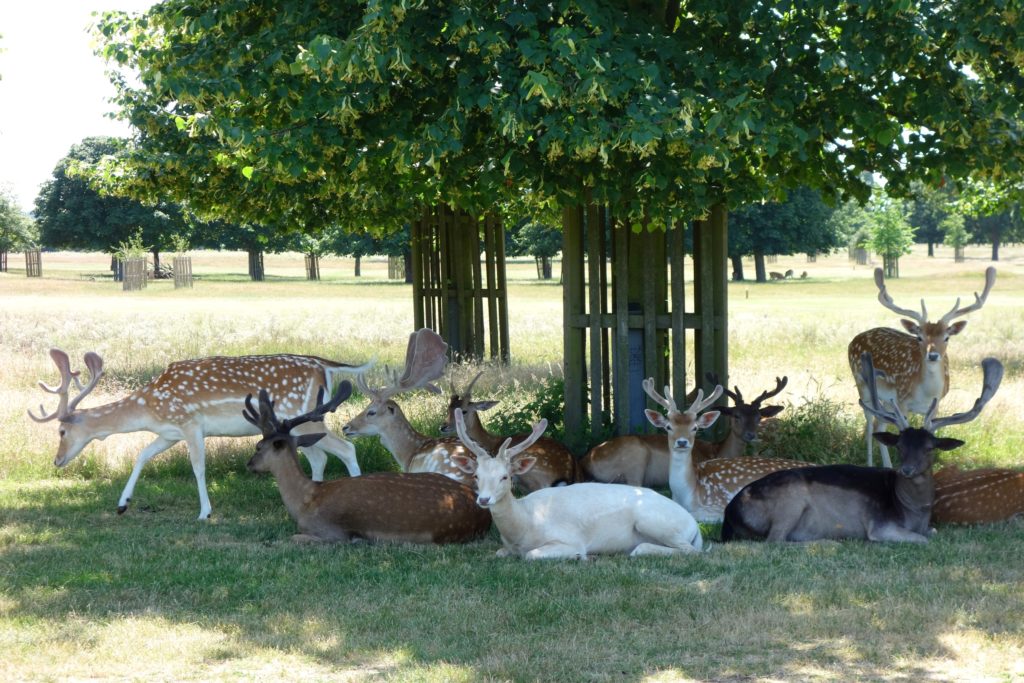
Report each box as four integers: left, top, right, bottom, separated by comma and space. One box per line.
848, 266, 996, 467
932, 466, 1024, 525
642, 379, 809, 523
342, 329, 478, 484
450, 409, 703, 559
722, 353, 1002, 543
580, 375, 788, 485
438, 371, 578, 491
28, 348, 369, 519
242, 384, 491, 544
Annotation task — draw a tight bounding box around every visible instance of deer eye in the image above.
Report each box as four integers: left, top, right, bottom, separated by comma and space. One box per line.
366, 409, 376, 416
59, 428, 66, 437
272, 438, 286, 449
501, 475, 509, 481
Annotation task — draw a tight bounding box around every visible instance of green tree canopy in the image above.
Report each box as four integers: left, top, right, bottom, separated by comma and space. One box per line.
868, 198, 916, 277
86, 1, 1024, 234
0, 186, 37, 254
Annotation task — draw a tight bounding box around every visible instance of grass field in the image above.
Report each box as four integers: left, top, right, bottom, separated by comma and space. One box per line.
2, 245, 1023, 681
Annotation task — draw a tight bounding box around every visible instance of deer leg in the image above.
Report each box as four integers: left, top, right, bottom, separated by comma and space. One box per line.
630, 542, 699, 557
524, 542, 587, 560
297, 445, 329, 481
765, 503, 807, 542
117, 435, 178, 514
295, 423, 361, 478
183, 432, 212, 520
866, 521, 930, 543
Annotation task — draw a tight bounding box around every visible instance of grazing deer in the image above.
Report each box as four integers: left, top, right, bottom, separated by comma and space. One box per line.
722, 353, 1003, 543
580, 375, 788, 486
242, 384, 491, 544
642, 379, 809, 523
769, 271, 785, 281
450, 409, 702, 559
848, 266, 996, 467
437, 371, 578, 491
342, 329, 478, 484
932, 465, 1024, 525
28, 348, 369, 519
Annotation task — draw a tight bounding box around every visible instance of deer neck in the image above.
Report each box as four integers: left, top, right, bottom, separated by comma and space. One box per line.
486, 489, 529, 547
268, 451, 318, 521
466, 412, 503, 452
72, 394, 155, 438
894, 470, 935, 533
376, 415, 434, 471
713, 427, 744, 459
668, 446, 699, 512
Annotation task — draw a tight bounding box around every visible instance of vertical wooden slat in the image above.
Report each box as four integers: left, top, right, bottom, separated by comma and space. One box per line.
471, 216, 486, 359
669, 218, 687, 399
411, 216, 424, 330
586, 204, 604, 438
693, 217, 715, 392
494, 217, 510, 363
562, 204, 585, 448
613, 218, 630, 434
711, 203, 729, 391
598, 205, 611, 413
642, 225, 658, 391
484, 216, 500, 360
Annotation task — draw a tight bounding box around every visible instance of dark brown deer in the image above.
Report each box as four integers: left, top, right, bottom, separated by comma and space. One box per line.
722, 353, 1002, 544
243, 383, 491, 544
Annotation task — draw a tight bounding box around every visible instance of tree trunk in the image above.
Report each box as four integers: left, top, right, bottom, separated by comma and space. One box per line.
403, 248, 413, 284
248, 248, 265, 281
354, 254, 361, 277
883, 254, 899, 278
927, 241, 934, 257
151, 249, 161, 272
0, 250, 7, 272
753, 250, 767, 282
730, 254, 744, 281
991, 232, 1000, 261
541, 256, 552, 279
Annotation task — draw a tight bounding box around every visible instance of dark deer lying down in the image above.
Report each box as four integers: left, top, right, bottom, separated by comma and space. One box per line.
243, 383, 491, 544
722, 353, 1002, 544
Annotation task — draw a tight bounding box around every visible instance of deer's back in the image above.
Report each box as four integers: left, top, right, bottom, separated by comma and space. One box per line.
933, 466, 1024, 524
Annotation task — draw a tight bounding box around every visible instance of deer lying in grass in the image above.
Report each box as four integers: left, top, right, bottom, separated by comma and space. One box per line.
641, 379, 808, 523
722, 353, 1002, 543
449, 409, 702, 560
580, 375, 788, 486
243, 383, 491, 544
28, 348, 369, 519
437, 371, 578, 491
343, 329, 480, 484
932, 465, 1024, 525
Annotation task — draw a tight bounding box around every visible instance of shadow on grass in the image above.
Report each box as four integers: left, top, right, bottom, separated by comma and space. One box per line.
3, 467, 1024, 681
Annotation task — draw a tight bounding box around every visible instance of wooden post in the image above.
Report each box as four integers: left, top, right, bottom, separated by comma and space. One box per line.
562, 204, 586, 448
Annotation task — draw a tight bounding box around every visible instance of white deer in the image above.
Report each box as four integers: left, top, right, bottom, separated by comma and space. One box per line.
450, 409, 703, 560
29, 348, 370, 519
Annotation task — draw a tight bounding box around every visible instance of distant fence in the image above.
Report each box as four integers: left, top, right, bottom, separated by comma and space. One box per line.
0, 250, 7, 272
25, 250, 42, 277
388, 255, 405, 280
173, 256, 194, 288
122, 257, 147, 291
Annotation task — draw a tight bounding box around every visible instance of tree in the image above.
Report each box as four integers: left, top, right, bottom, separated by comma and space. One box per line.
0, 186, 37, 271
906, 181, 954, 257
728, 187, 838, 282
511, 221, 561, 279
956, 180, 1024, 261
328, 230, 380, 277
868, 200, 916, 278
35, 137, 191, 270
941, 213, 969, 262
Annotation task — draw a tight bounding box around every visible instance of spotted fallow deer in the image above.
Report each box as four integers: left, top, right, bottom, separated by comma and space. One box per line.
642, 379, 809, 523
579, 375, 788, 486
722, 353, 1002, 543
437, 371, 578, 491
28, 348, 370, 519
342, 329, 479, 484
242, 384, 490, 544
848, 266, 996, 468
932, 466, 1024, 525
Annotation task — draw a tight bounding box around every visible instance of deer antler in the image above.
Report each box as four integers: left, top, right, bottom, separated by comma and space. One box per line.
501, 418, 549, 461
453, 407, 494, 461
66, 352, 104, 413
687, 384, 724, 415
28, 349, 104, 423
243, 383, 353, 437
358, 329, 449, 402
939, 266, 997, 324
242, 390, 280, 435
858, 352, 910, 430
926, 357, 1003, 432
751, 376, 788, 408
705, 373, 742, 405
642, 377, 678, 414
874, 268, 926, 324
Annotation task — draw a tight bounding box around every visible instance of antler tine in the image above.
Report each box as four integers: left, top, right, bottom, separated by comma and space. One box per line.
453, 407, 494, 461
28, 348, 76, 422
241, 392, 261, 428
463, 370, 485, 400
751, 376, 789, 408
706, 372, 741, 404
642, 377, 676, 413
390, 328, 449, 398
66, 352, 105, 413
927, 357, 1003, 432
355, 369, 382, 400
858, 352, 909, 430
940, 266, 997, 324
279, 382, 353, 434
688, 384, 724, 415
875, 268, 925, 323
502, 418, 549, 461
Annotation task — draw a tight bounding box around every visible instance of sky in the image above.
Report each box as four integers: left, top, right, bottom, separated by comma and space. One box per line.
0, 1, 155, 213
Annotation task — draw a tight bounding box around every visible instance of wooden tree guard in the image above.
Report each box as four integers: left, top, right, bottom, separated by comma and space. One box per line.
304, 253, 320, 281
173, 256, 194, 288
122, 257, 147, 291
411, 205, 510, 363
25, 250, 42, 277
387, 255, 405, 280
0, 251, 7, 272
561, 203, 728, 450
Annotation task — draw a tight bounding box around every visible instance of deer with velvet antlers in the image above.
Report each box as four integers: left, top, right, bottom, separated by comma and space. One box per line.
28, 348, 369, 519
242, 383, 491, 544
641, 379, 809, 523
848, 266, 996, 467
438, 371, 578, 491
722, 353, 1002, 543
449, 408, 703, 560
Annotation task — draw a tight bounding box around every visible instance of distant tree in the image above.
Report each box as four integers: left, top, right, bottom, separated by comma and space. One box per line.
512, 222, 561, 279
906, 181, 954, 257
328, 230, 380, 277
941, 213, 968, 262
868, 200, 916, 278
376, 224, 413, 283
956, 180, 1024, 261
193, 220, 293, 281
0, 187, 37, 270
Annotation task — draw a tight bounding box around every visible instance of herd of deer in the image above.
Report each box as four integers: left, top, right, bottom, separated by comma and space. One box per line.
28, 266, 1020, 556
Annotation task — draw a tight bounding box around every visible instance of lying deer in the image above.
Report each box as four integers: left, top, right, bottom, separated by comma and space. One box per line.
848, 266, 996, 467
580, 375, 788, 486
722, 353, 1003, 543
932, 465, 1024, 525
438, 371, 578, 491
450, 409, 702, 560
28, 348, 369, 519
243, 384, 490, 544
641, 379, 808, 522
343, 329, 478, 484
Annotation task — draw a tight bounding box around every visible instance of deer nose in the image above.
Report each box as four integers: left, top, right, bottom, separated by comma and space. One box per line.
899, 465, 916, 477
477, 495, 492, 507
674, 438, 691, 449
743, 431, 757, 442
341, 424, 353, 435
927, 351, 940, 362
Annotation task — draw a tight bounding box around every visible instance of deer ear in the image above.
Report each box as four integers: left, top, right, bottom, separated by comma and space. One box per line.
872, 432, 900, 447
947, 320, 968, 336
900, 319, 922, 336
450, 454, 478, 474
472, 400, 499, 412
933, 437, 965, 452
296, 433, 326, 448
696, 410, 720, 430
510, 455, 537, 476
645, 409, 670, 430
759, 405, 784, 419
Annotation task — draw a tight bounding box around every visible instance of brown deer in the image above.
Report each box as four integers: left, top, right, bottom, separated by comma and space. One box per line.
932, 466, 1024, 525
243, 384, 490, 544
848, 266, 996, 467
28, 348, 370, 519
723, 353, 1002, 543
437, 371, 578, 491
579, 375, 788, 485
641, 379, 809, 522
342, 329, 478, 484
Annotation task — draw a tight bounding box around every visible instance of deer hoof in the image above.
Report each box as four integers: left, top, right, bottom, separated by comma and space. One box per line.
116, 504, 128, 515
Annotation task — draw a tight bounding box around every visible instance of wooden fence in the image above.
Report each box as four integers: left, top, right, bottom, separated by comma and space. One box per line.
173, 256, 194, 288
25, 250, 42, 277
122, 257, 147, 291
